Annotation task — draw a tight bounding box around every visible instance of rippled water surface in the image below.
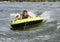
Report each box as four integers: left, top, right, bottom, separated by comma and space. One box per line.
0, 2, 60, 42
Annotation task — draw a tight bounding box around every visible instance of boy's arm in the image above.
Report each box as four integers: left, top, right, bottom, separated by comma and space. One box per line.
28, 14, 32, 18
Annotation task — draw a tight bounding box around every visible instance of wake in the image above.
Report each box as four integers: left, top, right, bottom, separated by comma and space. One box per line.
40, 11, 57, 22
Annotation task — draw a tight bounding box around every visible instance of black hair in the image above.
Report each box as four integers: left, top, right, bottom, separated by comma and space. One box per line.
23, 10, 27, 13
23, 10, 27, 16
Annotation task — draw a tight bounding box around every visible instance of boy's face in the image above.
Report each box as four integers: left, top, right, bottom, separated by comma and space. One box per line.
24, 12, 27, 16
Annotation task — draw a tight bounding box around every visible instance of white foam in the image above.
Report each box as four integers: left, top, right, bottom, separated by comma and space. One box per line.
41, 11, 51, 20
41, 11, 57, 22
28, 11, 36, 17
10, 13, 20, 17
